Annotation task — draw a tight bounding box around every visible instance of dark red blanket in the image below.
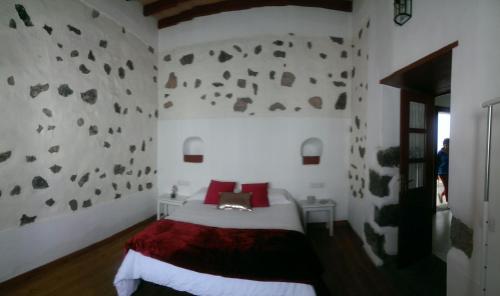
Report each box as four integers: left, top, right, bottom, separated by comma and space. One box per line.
125, 219, 323, 285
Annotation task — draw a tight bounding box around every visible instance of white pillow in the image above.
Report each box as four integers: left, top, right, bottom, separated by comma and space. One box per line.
268, 188, 293, 205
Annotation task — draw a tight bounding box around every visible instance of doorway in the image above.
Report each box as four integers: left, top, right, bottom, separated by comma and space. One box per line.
380, 41, 458, 269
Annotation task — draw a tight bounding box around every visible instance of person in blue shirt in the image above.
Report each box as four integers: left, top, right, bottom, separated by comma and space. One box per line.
436, 138, 449, 203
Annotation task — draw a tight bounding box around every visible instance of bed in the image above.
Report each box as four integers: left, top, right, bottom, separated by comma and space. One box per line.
114, 188, 324, 296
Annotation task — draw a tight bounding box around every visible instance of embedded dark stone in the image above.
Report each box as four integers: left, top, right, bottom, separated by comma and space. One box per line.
374, 204, 399, 227
99, 173, 106, 179
341, 71, 348, 79
41, 108, 52, 118
179, 53, 194, 65
237, 79, 246, 88
358, 28, 363, 39
57, 84, 73, 97
146, 182, 153, 189
50, 165, 62, 174
87, 50, 95, 62
355, 116, 361, 129
163, 101, 173, 109
92, 9, 100, 18
341, 50, 348, 58
269, 103, 286, 111
48, 145, 59, 153
57, 43, 63, 49
252, 83, 258, 96
137, 170, 142, 178
295, 107, 301, 112
104, 63, 111, 75
7, 76, 15, 86
308, 96, 322, 109
70, 174, 77, 182
137, 184, 143, 191
369, 169, 392, 197
165, 72, 177, 89
195, 79, 202, 88
233, 97, 253, 112
214, 92, 221, 97
126, 60, 134, 71
226, 93, 233, 99
20, 214, 36, 226
141, 140, 146, 152
26, 155, 36, 162
112, 183, 118, 191
254, 45, 262, 55
163, 54, 171, 62
70, 50, 79, 57
95, 188, 101, 196
281, 72, 295, 87
364, 222, 388, 259
67, 25, 81, 35
99, 40, 107, 48
30, 83, 49, 98
76, 118, 84, 127
15, 4, 33, 27
36, 125, 43, 133
80, 89, 97, 105
82, 199, 92, 208
210, 101, 216, 106
126, 89, 132, 95
9, 18, 17, 29
155, 109, 158, 118
78, 172, 90, 187
319, 53, 327, 59
335, 92, 347, 110
248, 69, 258, 77
352, 67, 356, 78
359, 146, 366, 158
377, 146, 400, 167
218, 51, 233, 63
223, 71, 231, 80
69, 199, 78, 211
357, 49, 361, 57
79, 64, 90, 74
113, 102, 121, 114
212, 82, 223, 87
330, 36, 344, 44
233, 45, 242, 52
273, 50, 286, 58
126, 182, 131, 190
42, 24, 53, 35
148, 46, 154, 53
10, 185, 21, 196
136, 106, 143, 113
117, 127, 122, 133
145, 166, 151, 175
0, 151, 12, 163
269, 71, 276, 80
103, 141, 111, 148
114, 164, 126, 175
451, 216, 474, 258
89, 125, 98, 136
118, 67, 125, 79
333, 81, 346, 87
32, 176, 49, 189
273, 40, 284, 46
115, 194, 122, 199
309, 77, 317, 84
209, 50, 214, 56
45, 198, 55, 207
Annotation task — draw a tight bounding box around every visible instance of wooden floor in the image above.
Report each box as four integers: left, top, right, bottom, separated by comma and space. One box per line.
0, 220, 399, 296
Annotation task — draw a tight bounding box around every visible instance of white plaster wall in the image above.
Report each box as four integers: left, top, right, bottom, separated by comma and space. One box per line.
159, 6, 351, 51
157, 118, 350, 221
81, 0, 158, 49
0, 0, 157, 282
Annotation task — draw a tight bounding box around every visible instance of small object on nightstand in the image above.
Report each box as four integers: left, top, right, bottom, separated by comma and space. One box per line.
299, 198, 336, 236
170, 185, 178, 198
307, 195, 316, 203
157, 194, 187, 219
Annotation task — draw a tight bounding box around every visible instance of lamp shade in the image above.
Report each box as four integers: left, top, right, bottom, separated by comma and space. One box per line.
394, 0, 412, 26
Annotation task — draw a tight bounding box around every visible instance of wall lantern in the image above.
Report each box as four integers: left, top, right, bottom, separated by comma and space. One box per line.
394, 0, 412, 26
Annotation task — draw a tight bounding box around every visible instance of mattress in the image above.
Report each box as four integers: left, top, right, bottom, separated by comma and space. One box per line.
114, 191, 315, 296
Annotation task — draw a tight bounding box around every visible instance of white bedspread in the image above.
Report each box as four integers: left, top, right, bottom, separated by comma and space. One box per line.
114, 197, 315, 296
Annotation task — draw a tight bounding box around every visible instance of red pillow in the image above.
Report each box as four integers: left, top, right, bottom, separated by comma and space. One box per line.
242, 183, 269, 207
204, 180, 237, 205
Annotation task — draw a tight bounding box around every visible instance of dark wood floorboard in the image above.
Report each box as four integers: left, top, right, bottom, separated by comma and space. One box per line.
1, 221, 440, 296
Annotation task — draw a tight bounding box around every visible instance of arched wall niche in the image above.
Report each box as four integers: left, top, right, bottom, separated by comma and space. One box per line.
301, 137, 323, 165
183, 136, 204, 163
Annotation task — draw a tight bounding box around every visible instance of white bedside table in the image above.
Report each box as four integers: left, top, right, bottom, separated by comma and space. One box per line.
157, 194, 187, 219
299, 199, 336, 236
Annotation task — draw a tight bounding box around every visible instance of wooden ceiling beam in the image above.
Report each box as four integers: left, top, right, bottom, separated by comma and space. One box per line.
156, 0, 352, 29
144, 0, 185, 17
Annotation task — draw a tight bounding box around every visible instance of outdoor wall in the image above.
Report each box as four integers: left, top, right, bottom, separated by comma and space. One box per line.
0, 0, 157, 282
158, 7, 353, 221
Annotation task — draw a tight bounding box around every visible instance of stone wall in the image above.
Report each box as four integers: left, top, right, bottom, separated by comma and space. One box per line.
348, 19, 369, 199
0, 0, 157, 231
158, 35, 351, 119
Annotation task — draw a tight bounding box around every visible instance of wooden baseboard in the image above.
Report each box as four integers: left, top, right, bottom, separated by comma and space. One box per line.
0, 215, 155, 288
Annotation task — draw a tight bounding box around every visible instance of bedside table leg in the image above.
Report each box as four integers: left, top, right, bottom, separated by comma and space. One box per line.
157, 202, 160, 220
